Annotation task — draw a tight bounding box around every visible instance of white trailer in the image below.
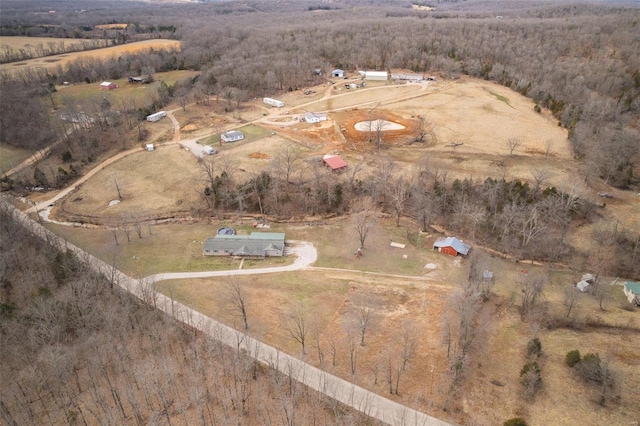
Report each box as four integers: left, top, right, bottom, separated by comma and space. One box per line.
263, 97, 285, 108
146, 111, 167, 122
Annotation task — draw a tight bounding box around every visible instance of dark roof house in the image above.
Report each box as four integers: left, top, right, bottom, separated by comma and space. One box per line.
433, 237, 471, 257
203, 232, 285, 257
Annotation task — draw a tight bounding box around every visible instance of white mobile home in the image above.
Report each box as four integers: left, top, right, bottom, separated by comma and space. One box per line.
263, 97, 285, 108
146, 111, 167, 122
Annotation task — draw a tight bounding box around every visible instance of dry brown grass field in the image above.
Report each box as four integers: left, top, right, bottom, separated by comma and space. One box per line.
0, 36, 94, 60
153, 225, 639, 426
0, 39, 180, 74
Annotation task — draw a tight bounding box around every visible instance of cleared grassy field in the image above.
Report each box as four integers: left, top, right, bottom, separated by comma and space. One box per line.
0, 39, 180, 74
56, 144, 202, 222
0, 144, 32, 174
196, 124, 274, 147
52, 70, 199, 105
0, 36, 99, 61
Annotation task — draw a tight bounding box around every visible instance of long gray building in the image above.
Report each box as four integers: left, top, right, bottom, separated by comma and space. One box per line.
203, 232, 285, 257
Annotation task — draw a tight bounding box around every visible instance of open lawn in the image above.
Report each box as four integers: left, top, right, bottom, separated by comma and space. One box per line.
196, 124, 274, 147
56, 144, 202, 223
52, 70, 199, 105
0, 144, 33, 175
0, 39, 180, 74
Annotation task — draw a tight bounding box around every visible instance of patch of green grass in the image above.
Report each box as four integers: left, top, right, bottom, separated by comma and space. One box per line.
0, 143, 32, 174
197, 124, 273, 147
53, 70, 199, 106
489, 91, 512, 107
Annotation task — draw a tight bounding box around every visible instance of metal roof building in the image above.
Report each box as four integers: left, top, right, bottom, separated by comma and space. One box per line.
203, 232, 285, 257
433, 237, 471, 257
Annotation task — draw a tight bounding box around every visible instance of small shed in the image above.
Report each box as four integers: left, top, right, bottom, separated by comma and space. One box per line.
433, 237, 470, 257
146, 144, 154, 152
323, 154, 348, 172
332, 69, 344, 78
100, 81, 117, 90
221, 130, 244, 143
203, 145, 216, 155
623, 281, 640, 305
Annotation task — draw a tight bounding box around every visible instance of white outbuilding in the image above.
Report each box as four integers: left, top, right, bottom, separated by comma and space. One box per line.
304, 112, 327, 123
360, 71, 389, 81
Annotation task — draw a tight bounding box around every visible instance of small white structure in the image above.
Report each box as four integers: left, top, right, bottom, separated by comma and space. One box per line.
146, 111, 167, 122
263, 97, 285, 108
576, 281, 590, 292
221, 130, 244, 143
203, 145, 216, 155
304, 112, 327, 123
623, 281, 640, 305
332, 69, 344, 78
146, 144, 154, 151
359, 71, 389, 81
100, 81, 117, 90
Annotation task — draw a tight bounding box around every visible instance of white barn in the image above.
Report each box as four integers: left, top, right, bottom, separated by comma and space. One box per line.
304, 112, 327, 123
359, 71, 389, 81
221, 130, 245, 143
391, 73, 423, 82
332, 69, 344, 78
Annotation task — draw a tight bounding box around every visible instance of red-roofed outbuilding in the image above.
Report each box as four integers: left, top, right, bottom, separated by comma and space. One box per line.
323, 155, 348, 172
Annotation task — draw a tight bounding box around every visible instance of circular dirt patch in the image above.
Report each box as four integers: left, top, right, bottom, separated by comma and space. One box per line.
335, 109, 420, 150
354, 120, 406, 131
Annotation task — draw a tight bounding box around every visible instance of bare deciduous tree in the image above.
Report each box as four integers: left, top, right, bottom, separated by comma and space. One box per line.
281, 301, 309, 354
507, 137, 522, 156
222, 277, 249, 330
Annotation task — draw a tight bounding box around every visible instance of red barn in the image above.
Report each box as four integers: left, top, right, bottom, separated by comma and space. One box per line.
433, 237, 471, 256
323, 154, 348, 172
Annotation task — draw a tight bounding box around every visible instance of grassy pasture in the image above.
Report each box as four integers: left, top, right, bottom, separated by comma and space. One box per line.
0, 39, 180, 74
196, 124, 274, 147
0, 144, 33, 174
53, 70, 199, 105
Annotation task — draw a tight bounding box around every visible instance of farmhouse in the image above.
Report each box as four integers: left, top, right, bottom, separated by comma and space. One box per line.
323, 154, 348, 172
623, 281, 640, 305
203, 232, 285, 257
221, 130, 244, 143
433, 237, 471, 256
100, 81, 117, 90
359, 71, 389, 81
304, 112, 327, 123
332, 69, 344, 78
